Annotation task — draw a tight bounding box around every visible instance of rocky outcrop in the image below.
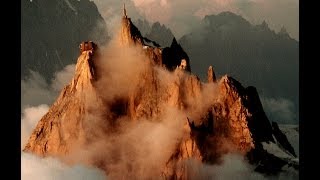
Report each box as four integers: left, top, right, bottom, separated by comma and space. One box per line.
24, 10, 298, 179
120, 15, 144, 46
24, 44, 102, 157
120, 14, 191, 73
207, 66, 216, 83
178, 11, 299, 124
162, 38, 192, 72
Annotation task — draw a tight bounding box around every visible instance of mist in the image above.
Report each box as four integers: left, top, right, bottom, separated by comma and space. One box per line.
21, 64, 75, 109
183, 153, 267, 180
22, 29, 209, 179
58, 36, 191, 178
21, 18, 298, 179
52, 29, 268, 179
21, 152, 107, 180
93, 0, 298, 40
261, 97, 297, 124
21, 104, 49, 149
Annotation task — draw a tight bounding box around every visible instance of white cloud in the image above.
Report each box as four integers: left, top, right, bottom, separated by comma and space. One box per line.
261, 97, 296, 124
21, 64, 107, 180
51, 64, 75, 91
21, 64, 75, 108
21, 71, 55, 109
184, 153, 267, 180
21, 64, 75, 149
21, 104, 49, 149
21, 152, 107, 180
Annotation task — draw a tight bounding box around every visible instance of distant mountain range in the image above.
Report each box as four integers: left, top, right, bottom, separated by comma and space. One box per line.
134, 12, 298, 124
133, 19, 175, 47
178, 12, 299, 124
21, 0, 108, 82
21, 1, 298, 124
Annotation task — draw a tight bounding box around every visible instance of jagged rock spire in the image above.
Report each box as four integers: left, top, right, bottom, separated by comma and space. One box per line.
207, 65, 216, 83
123, 3, 127, 18
23, 41, 102, 156
120, 7, 144, 46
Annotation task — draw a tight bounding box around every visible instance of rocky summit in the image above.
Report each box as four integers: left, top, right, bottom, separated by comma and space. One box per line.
23, 6, 298, 179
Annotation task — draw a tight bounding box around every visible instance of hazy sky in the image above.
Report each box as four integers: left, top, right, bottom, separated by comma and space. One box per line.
93, 0, 299, 40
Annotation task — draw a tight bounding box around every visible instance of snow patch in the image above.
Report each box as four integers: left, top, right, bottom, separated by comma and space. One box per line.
143, 40, 155, 47
262, 142, 293, 160
278, 124, 299, 157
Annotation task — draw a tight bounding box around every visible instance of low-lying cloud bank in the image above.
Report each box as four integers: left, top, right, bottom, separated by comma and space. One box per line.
184, 154, 267, 180
21, 104, 49, 149
21, 64, 75, 109
21, 152, 107, 180
261, 97, 297, 124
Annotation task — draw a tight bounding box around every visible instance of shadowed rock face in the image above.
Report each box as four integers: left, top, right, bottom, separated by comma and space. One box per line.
23, 11, 298, 179
272, 122, 297, 157
162, 38, 192, 72
179, 12, 299, 124
120, 15, 191, 73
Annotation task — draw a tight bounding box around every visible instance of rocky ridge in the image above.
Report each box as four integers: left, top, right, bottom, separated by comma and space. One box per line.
24, 8, 298, 179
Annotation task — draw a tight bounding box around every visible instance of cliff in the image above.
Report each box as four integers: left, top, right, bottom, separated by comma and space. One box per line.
23, 9, 298, 179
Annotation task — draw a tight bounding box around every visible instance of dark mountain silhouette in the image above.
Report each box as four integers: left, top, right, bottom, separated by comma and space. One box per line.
178, 12, 299, 124
134, 19, 175, 47
133, 18, 151, 36
21, 0, 108, 82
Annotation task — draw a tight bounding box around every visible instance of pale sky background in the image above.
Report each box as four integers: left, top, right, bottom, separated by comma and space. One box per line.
93, 0, 299, 40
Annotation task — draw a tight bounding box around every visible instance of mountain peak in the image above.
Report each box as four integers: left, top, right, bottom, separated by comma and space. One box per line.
24, 10, 298, 178
23, 41, 102, 156
123, 3, 127, 18
207, 66, 216, 83
261, 20, 268, 28
119, 12, 191, 73
203, 11, 251, 30
120, 14, 144, 46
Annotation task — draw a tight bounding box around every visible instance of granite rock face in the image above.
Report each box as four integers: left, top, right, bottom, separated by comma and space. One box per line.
24, 9, 298, 179
23, 45, 102, 157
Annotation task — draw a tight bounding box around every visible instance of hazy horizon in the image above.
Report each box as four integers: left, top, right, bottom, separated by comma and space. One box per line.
93, 0, 299, 40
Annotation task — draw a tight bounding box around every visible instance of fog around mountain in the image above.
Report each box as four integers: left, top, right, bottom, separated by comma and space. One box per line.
178, 12, 298, 124
133, 12, 299, 124
21, 2, 299, 179
21, 0, 299, 125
